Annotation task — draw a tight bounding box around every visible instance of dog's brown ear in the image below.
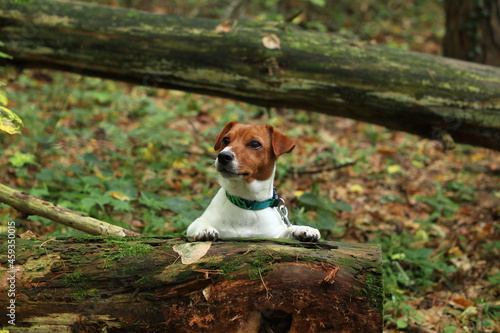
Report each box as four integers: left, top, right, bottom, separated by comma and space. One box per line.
269, 126, 296, 157
214, 121, 238, 150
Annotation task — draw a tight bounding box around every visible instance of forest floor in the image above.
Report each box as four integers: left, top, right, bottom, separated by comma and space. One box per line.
1, 1, 499, 332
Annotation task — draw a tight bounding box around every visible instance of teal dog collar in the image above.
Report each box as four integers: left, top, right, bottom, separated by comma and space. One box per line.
225, 188, 281, 210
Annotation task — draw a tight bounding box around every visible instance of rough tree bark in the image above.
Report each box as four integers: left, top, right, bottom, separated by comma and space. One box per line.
443, 0, 500, 67
0, 236, 383, 332
0, 0, 499, 150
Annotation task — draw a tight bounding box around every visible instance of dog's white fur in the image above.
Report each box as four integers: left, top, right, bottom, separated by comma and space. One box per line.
187, 122, 320, 242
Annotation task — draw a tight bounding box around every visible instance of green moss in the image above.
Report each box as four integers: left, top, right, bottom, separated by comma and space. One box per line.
100, 242, 155, 263
73, 289, 98, 301
277, 253, 295, 262
63, 270, 86, 287
361, 272, 384, 312
136, 274, 154, 286
246, 252, 275, 280
63, 270, 94, 301
219, 257, 244, 277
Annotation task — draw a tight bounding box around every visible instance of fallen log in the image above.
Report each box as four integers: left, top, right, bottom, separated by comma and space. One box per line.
0, 236, 383, 332
0, 0, 499, 150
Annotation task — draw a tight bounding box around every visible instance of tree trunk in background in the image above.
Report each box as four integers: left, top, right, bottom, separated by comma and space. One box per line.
1, 0, 500, 150
444, 0, 500, 66
0, 237, 383, 332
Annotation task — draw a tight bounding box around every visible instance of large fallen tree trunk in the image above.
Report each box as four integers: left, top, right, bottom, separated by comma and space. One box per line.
0, 236, 383, 332
1, 0, 499, 150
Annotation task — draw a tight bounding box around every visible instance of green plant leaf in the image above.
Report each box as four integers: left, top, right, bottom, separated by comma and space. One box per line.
330, 200, 352, 212
298, 193, 352, 213
305, 0, 326, 7
297, 192, 324, 210
0, 106, 24, 134
0, 91, 8, 105
165, 196, 194, 214
396, 319, 408, 329
0, 51, 13, 59
8, 151, 38, 167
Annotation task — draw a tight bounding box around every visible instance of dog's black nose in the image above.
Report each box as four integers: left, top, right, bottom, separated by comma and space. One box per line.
217, 151, 234, 165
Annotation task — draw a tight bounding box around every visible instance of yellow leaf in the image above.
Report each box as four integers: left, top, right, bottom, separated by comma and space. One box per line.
415, 229, 429, 241
140, 143, 158, 161
95, 173, 112, 181
471, 153, 485, 162
109, 192, 130, 201
172, 158, 188, 168
294, 190, 304, 198
0, 90, 8, 105
0, 106, 23, 135
387, 164, 401, 174
448, 246, 464, 257
349, 184, 364, 194
391, 253, 406, 261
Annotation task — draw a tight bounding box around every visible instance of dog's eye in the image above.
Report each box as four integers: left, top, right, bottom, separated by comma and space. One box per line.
222, 137, 230, 146
248, 141, 261, 149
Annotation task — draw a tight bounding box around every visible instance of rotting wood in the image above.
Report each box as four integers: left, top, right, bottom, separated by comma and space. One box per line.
0, 236, 383, 332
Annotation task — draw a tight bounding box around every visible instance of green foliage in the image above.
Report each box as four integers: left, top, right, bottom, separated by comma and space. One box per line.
303, 0, 326, 7
380, 222, 458, 326
296, 192, 351, 230
417, 184, 459, 220
8, 151, 39, 167
0, 41, 13, 60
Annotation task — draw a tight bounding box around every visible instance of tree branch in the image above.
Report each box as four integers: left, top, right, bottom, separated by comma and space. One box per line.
289, 160, 358, 175
0, 183, 142, 237
0, 0, 499, 150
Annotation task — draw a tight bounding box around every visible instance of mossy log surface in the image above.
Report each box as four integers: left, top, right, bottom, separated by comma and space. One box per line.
0, 236, 382, 332
0, 0, 499, 150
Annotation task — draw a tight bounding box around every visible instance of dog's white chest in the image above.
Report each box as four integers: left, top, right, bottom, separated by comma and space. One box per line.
201, 189, 286, 238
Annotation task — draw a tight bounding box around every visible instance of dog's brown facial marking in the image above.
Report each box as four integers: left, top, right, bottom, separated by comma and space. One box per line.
214, 121, 295, 183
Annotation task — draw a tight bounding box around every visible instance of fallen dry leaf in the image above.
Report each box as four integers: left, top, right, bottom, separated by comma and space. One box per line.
109, 191, 130, 201
202, 285, 212, 301
451, 296, 475, 309
262, 34, 281, 49
215, 23, 231, 33
173, 242, 212, 265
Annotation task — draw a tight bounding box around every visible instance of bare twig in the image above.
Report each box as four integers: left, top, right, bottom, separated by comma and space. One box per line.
288, 160, 358, 175
0, 183, 142, 237
258, 267, 272, 300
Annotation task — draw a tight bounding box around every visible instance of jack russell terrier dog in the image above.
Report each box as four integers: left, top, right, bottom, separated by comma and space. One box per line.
187, 121, 321, 242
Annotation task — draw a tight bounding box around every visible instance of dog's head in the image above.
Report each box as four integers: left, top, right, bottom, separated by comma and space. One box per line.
213, 121, 295, 182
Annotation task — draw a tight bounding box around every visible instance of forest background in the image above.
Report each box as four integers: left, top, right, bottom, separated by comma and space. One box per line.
0, 0, 499, 332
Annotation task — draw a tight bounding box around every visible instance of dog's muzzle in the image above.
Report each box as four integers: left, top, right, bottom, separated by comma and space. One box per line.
216, 151, 239, 178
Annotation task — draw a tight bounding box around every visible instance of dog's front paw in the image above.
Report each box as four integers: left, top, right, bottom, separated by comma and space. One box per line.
192, 227, 220, 241
290, 226, 320, 242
